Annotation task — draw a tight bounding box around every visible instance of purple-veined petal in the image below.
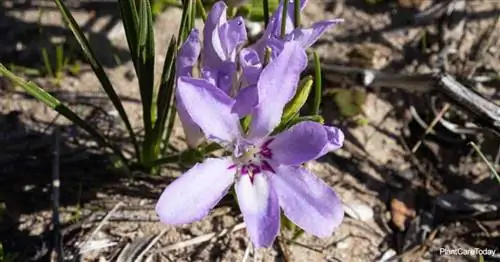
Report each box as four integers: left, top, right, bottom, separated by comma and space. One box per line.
235, 174, 280, 248
201, 62, 236, 95
176, 29, 201, 77
176, 76, 241, 143
218, 16, 247, 62
322, 125, 344, 153
156, 157, 235, 224
270, 165, 344, 237
247, 41, 307, 140
232, 84, 258, 117
268, 121, 330, 166
176, 95, 204, 148
203, 1, 227, 67
239, 48, 262, 86
285, 19, 343, 48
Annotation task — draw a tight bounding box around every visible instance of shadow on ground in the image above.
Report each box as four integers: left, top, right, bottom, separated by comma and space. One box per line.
1, 0, 131, 71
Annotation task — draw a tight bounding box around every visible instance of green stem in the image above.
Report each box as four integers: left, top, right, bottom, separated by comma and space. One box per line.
196, 0, 207, 22
312, 51, 322, 115
294, 0, 300, 28
263, 0, 270, 28
280, 0, 289, 38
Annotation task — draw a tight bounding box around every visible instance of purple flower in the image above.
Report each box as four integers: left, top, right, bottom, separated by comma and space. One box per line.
250, 0, 343, 59
202, 1, 247, 95
175, 1, 248, 147
156, 41, 344, 248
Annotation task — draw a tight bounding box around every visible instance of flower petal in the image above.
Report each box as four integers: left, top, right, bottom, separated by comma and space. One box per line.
286, 19, 343, 48
176, 76, 241, 143
201, 62, 236, 95
156, 158, 235, 224
232, 84, 258, 117
176, 96, 204, 148
235, 174, 280, 248
322, 125, 344, 153
218, 16, 247, 62
176, 29, 201, 77
239, 48, 262, 86
270, 165, 344, 237
268, 121, 330, 166
203, 1, 227, 67
247, 41, 307, 140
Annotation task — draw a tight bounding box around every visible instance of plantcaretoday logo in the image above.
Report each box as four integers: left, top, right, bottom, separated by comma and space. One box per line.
439, 248, 497, 256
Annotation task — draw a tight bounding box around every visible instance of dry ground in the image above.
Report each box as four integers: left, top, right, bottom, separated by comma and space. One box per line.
1, 0, 500, 261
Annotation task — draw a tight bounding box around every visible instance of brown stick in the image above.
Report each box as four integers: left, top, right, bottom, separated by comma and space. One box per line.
316, 63, 500, 134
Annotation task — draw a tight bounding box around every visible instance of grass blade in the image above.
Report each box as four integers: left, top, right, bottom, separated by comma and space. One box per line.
53, 0, 140, 159
280, 0, 289, 38
154, 37, 177, 143
42, 48, 54, 78
118, 0, 140, 64
178, 0, 194, 43
196, 0, 207, 22
263, 0, 270, 27
137, 0, 155, 136
312, 51, 322, 115
294, 0, 300, 28
0, 64, 126, 163
469, 142, 500, 184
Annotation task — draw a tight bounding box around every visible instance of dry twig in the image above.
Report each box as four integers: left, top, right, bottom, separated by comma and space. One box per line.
154, 222, 246, 254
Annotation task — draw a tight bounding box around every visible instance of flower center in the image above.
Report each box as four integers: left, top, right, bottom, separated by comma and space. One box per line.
228, 139, 275, 182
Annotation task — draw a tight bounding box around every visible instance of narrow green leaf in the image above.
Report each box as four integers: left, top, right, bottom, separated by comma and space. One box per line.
118, 0, 140, 62
312, 51, 322, 115
137, 0, 155, 131
156, 37, 177, 129
263, 0, 270, 27
282, 75, 313, 121
196, 0, 207, 22
137, 0, 157, 167
178, 0, 194, 43
0, 64, 127, 163
53, 0, 140, 159
152, 37, 177, 157
293, 0, 300, 28
55, 44, 64, 77
280, 0, 289, 38
41, 48, 54, 78
190, 0, 197, 29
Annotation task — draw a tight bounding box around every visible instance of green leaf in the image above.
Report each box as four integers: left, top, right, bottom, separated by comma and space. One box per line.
53, 0, 139, 159
311, 51, 322, 115
280, 0, 289, 38
118, 0, 140, 62
282, 75, 313, 121
137, 0, 155, 133
293, 0, 300, 28
195, 0, 207, 22
240, 0, 279, 21
152, 37, 177, 157
178, 0, 194, 43
0, 64, 127, 163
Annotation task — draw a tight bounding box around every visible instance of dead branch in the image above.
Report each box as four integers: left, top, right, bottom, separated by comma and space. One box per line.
316, 63, 500, 134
